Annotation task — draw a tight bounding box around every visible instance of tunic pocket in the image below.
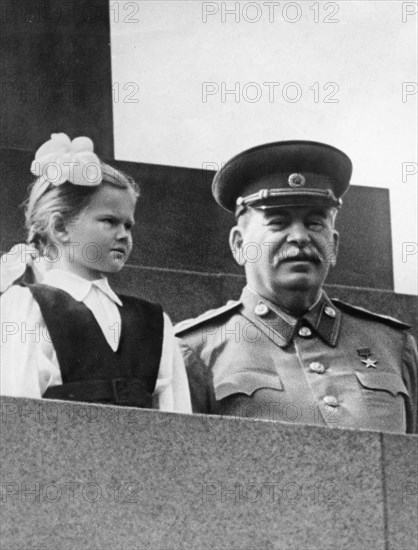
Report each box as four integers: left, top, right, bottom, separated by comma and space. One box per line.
355, 371, 409, 397
354, 371, 408, 433
215, 371, 283, 401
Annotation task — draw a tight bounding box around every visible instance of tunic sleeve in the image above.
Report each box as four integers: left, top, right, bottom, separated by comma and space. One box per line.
0, 286, 62, 398
153, 312, 192, 413
402, 332, 418, 434
176, 336, 212, 414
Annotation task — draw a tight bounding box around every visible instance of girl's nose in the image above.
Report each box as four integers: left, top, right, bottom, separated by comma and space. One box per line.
116, 225, 129, 240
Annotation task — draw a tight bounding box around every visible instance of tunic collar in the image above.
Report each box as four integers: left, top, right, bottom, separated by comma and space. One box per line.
240, 286, 341, 347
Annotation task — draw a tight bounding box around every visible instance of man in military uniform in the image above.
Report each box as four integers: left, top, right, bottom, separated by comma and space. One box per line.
175, 141, 417, 433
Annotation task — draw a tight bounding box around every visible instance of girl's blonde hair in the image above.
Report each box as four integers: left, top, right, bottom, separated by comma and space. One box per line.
25, 162, 139, 250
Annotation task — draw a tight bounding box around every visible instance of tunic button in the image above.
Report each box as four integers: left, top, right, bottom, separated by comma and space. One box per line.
323, 395, 338, 407
255, 303, 269, 317
324, 306, 336, 318
310, 362, 325, 374
298, 326, 312, 337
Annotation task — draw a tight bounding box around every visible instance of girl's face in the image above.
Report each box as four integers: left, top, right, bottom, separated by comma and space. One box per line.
59, 184, 136, 280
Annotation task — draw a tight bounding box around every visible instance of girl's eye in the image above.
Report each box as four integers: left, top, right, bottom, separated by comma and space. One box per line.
101, 218, 114, 226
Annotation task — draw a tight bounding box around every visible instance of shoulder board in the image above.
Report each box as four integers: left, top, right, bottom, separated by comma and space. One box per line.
331, 298, 411, 330
175, 300, 242, 336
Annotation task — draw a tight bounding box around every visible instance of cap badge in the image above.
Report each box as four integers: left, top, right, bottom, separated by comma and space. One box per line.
288, 173, 306, 188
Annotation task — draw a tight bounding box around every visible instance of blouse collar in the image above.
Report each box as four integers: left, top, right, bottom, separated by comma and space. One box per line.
42, 269, 123, 306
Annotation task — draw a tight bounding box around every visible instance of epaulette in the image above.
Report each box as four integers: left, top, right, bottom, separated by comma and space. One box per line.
331, 298, 411, 330
175, 300, 242, 336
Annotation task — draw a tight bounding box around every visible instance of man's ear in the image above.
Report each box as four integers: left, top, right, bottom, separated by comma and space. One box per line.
330, 230, 339, 267
229, 226, 246, 266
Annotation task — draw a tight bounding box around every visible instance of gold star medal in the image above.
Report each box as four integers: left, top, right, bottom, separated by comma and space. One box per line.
361, 357, 378, 368
357, 348, 378, 368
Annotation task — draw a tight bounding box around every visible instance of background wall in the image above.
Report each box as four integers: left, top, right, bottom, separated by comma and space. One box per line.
111, 0, 418, 295
0, 0, 416, 310
2, 148, 417, 339
0, 0, 114, 157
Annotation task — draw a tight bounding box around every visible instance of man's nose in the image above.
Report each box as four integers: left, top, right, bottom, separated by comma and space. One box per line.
286, 221, 310, 246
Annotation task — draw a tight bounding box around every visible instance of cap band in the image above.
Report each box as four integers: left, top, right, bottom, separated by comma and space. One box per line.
235, 188, 342, 217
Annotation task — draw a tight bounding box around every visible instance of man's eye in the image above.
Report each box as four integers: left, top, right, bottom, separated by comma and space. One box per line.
267, 219, 287, 228
308, 220, 324, 230
101, 218, 114, 225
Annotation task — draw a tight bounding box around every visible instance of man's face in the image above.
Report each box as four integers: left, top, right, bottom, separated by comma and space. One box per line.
229, 206, 339, 306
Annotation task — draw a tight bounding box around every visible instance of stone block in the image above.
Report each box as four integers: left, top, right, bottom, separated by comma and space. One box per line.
111, 266, 418, 340
110, 265, 225, 322
0, 149, 395, 291
1, 396, 388, 550
382, 433, 418, 550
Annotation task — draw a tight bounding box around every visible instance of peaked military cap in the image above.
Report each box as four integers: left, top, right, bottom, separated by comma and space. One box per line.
212, 140, 353, 216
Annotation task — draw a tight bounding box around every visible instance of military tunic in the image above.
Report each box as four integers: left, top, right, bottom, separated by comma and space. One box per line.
175, 287, 418, 434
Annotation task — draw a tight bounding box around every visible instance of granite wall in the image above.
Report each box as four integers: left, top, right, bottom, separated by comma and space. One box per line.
1, 396, 417, 550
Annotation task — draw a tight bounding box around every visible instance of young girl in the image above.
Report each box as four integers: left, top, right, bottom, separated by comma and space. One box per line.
0, 133, 191, 413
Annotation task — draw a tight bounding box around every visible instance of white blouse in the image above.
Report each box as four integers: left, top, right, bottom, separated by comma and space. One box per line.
0, 270, 191, 413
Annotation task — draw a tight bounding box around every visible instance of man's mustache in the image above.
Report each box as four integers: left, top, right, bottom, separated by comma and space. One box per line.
277, 245, 324, 263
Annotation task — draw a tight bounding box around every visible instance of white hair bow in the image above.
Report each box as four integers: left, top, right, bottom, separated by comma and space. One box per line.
30, 133, 103, 187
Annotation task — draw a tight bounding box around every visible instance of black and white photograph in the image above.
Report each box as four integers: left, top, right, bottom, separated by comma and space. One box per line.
1, 1, 417, 548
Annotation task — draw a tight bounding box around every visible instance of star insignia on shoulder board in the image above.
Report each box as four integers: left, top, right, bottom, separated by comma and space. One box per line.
361, 357, 378, 369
